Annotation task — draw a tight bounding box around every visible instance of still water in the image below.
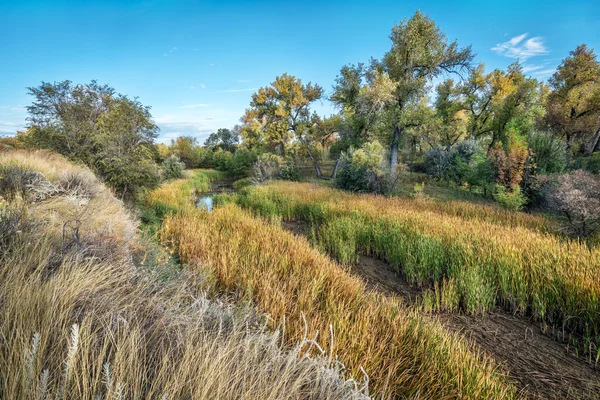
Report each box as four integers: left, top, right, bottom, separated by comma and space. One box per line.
197, 195, 213, 211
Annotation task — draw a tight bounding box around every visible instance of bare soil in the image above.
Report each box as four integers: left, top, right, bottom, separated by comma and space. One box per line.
281, 219, 600, 400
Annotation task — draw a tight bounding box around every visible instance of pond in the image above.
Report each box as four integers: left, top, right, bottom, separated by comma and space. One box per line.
196, 195, 213, 211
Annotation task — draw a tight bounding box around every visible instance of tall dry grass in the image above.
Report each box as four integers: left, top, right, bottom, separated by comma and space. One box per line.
161, 204, 518, 399
0, 153, 368, 399
232, 181, 600, 358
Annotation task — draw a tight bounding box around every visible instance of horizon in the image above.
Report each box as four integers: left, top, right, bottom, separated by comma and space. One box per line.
1, 0, 599, 144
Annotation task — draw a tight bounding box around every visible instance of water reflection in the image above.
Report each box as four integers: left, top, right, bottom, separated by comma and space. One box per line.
197, 195, 213, 211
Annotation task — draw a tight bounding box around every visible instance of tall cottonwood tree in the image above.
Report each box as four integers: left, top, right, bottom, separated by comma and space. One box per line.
241, 74, 325, 176
545, 44, 600, 156
379, 11, 473, 170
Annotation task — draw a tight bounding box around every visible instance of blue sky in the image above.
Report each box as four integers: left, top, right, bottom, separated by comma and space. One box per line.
1, 0, 599, 144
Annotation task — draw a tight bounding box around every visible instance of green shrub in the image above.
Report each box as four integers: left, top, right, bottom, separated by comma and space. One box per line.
279, 163, 301, 181
493, 185, 527, 211
251, 153, 283, 182
527, 131, 567, 174
575, 152, 600, 175
335, 141, 395, 194
161, 155, 185, 180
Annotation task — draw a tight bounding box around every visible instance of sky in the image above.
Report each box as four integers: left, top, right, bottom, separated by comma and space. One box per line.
1, 0, 599, 144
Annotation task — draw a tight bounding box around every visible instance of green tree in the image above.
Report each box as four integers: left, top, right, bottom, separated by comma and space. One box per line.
545, 44, 600, 156
204, 127, 240, 152
22, 80, 159, 200
241, 74, 324, 176
379, 11, 473, 170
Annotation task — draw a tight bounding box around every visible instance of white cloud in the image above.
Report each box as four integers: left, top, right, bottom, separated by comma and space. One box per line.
200, 83, 206, 89
215, 88, 258, 93
522, 65, 544, 73
531, 68, 556, 78
179, 103, 210, 109
492, 33, 548, 60
236, 79, 251, 83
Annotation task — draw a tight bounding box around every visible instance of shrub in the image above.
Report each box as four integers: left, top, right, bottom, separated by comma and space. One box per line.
423, 147, 452, 179
453, 139, 478, 163
493, 184, 527, 211
547, 170, 600, 237
575, 152, 600, 175
488, 133, 530, 188
466, 152, 495, 197
224, 149, 257, 178
251, 153, 283, 183
335, 141, 395, 194
161, 155, 185, 180
527, 131, 567, 174
232, 177, 252, 190
279, 162, 301, 181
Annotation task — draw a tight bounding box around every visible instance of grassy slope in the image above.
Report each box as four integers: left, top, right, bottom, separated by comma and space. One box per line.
0, 153, 368, 399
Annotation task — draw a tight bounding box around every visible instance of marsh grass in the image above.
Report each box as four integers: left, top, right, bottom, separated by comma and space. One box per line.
231, 181, 600, 358
161, 204, 518, 399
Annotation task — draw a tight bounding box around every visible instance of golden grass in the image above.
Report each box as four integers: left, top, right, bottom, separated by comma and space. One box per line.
161, 204, 518, 399
0, 156, 368, 399
233, 181, 600, 355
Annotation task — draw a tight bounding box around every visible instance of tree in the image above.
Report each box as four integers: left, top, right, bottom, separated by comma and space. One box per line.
21, 80, 159, 199
380, 11, 473, 170
204, 127, 239, 152
545, 44, 600, 156
241, 74, 324, 176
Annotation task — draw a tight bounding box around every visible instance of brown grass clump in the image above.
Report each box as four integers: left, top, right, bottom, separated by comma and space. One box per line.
161, 204, 518, 399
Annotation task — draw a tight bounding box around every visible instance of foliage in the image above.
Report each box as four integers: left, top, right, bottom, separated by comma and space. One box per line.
547, 170, 600, 237
224, 149, 258, 178
527, 131, 567, 174
488, 132, 530, 188
251, 153, 283, 183
161, 203, 516, 399
335, 141, 395, 194
423, 147, 453, 178
204, 127, 240, 152
575, 152, 600, 174
493, 185, 527, 211
279, 162, 301, 181
466, 151, 495, 197
161, 155, 185, 180
20, 81, 159, 200
545, 45, 600, 156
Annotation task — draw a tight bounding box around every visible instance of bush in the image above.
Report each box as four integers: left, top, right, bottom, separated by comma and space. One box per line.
575, 152, 600, 175
251, 153, 283, 183
465, 151, 495, 196
233, 177, 252, 190
547, 170, 600, 237
423, 147, 453, 179
335, 141, 395, 194
161, 155, 185, 180
222, 149, 258, 178
527, 131, 567, 174
493, 185, 527, 211
279, 162, 301, 181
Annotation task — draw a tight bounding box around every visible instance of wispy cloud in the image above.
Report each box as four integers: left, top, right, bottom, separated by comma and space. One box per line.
492, 33, 548, 60
236, 79, 252, 83
163, 47, 178, 57
179, 103, 210, 108
215, 88, 258, 93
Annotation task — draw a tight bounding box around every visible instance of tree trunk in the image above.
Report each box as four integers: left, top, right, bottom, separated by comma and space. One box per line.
331, 158, 340, 180
587, 127, 600, 156
389, 125, 401, 171
306, 147, 323, 179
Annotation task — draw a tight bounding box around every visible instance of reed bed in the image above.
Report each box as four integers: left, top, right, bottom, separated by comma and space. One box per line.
232, 182, 600, 357
0, 156, 367, 399
161, 204, 518, 399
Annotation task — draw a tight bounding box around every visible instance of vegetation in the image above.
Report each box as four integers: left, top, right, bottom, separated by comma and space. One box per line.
0, 152, 370, 399
161, 154, 185, 180
230, 182, 600, 355
161, 203, 516, 399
